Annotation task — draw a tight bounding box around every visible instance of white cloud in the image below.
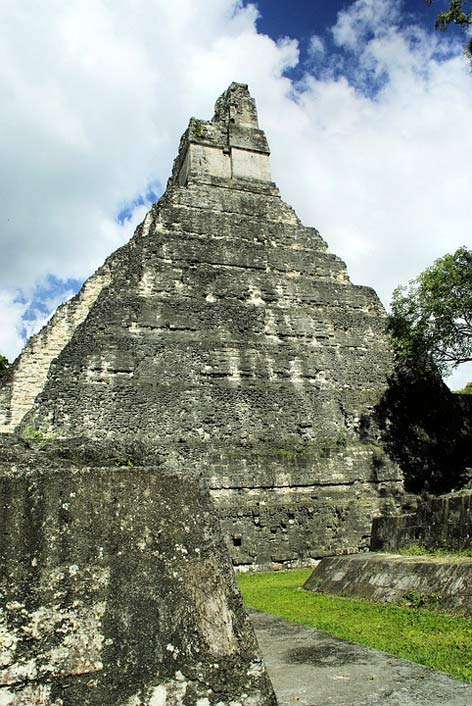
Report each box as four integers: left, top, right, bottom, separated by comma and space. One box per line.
447, 362, 472, 391
0, 293, 27, 362
0, 0, 297, 360
332, 0, 401, 50
308, 35, 325, 58
0, 0, 471, 392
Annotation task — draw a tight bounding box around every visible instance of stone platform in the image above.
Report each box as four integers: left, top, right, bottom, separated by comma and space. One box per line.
250, 610, 472, 706
303, 552, 472, 615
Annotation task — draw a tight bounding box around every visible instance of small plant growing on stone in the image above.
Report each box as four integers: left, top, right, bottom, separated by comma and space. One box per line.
371, 446, 385, 469
193, 119, 204, 137
0, 354, 9, 378
399, 590, 443, 610
21, 426, 52, 446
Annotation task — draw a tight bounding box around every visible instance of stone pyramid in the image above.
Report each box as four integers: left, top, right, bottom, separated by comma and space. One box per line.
0, 83, 403, 567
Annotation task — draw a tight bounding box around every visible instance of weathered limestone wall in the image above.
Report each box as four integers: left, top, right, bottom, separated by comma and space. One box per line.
371, 492, 472, 552
304, 553, 472, 615
0, 443, 276, 706
179, 143, 270, 183
0, 260, 114, 435
208, 445, 403, 567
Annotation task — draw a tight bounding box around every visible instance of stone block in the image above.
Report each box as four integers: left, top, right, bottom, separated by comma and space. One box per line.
0, 447, 276, 705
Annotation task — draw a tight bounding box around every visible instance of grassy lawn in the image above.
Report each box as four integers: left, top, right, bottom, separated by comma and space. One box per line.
394, 544, 472, 559
238, 568, 472, 683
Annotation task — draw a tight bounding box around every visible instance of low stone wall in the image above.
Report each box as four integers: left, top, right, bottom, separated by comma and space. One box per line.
303, 553, 472, 615
371, 492, 472, 552
0, 443, 276, 706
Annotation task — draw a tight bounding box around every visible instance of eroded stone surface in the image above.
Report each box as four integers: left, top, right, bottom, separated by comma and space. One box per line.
0, 441, 276, 706
0, 258, 116, 435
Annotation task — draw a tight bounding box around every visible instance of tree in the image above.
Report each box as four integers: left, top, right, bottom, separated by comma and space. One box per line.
375, 355, 471, 493
390, 246, 472, 376
381, 247, 472, 493
0, 354, 9, 378
425, 0, 472, 62
426, 0, 472, 29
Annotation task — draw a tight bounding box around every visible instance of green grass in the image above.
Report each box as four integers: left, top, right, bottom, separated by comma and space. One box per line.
394, 544, 472, 558
238, 569, 472, 682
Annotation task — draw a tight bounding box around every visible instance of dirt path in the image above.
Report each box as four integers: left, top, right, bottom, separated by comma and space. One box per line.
250, 610, 472, 706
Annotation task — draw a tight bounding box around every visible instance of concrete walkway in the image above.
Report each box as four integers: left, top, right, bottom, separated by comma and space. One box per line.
249, 610, 472, 706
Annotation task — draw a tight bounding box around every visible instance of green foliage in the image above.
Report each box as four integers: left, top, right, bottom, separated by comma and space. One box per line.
238, 568, 472, 682
0, 354, 9, 378
399, 590, 443, 610
193, 119, 205, 137
381, 247, 472, 494
375, 357, 471, 493
455, 381, 472, 394
426, 0, 472, 29
425, 1, 472, 62
390, 246, 472, 375
21, 426, 52, 445
395, 543, 472, 557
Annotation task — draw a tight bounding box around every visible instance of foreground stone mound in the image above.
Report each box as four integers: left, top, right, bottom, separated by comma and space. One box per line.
304, 552, 472, 615
0, 440, 276, 706
0, 82, 404, 566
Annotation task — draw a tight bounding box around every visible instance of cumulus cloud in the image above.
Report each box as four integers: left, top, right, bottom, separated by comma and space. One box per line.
308, 35, 326, 58
266, 0, 472, 386
0, 0, 274, 291
331, 0, 401, 50
1, 0, 471, 387
0, 293, 27, 362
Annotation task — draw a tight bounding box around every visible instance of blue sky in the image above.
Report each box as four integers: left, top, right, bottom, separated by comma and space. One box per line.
116, 182, 162, 225
254, 0, 462, 69
1, 0, 471, 387
254, 0, 454, 41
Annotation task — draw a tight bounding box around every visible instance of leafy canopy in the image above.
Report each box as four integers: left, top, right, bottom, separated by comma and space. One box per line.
425, 0, 472, 60
0, 355, 9, 378
390, 246, 472, 375
426, 0, 472, 29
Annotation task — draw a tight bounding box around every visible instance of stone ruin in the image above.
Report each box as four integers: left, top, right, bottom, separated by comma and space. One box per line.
0, 82, 404, 569
0, 440, 277, 705
0, 82, 408, 704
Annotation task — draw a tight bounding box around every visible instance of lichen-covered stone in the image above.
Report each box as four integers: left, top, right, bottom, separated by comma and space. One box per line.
0, 82, 405, 565
0, 441, 276, 706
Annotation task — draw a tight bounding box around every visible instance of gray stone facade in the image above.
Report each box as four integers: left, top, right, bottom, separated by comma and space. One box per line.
0, 83, 405, 566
